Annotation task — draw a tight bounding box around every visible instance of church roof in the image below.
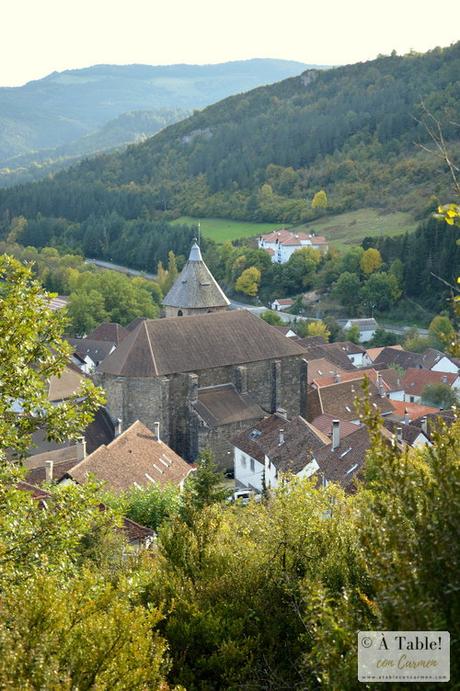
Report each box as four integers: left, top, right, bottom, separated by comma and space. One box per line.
163, 242, 230, 310
98, 310, 307, 378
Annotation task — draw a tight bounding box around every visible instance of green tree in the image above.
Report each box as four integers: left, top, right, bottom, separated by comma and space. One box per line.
344, 324, 361, 344
235, 266, 261, 296
421, 383, 458, 408
428, 314, 456, 351
182, 449, 230, 516
360, 271, 401, 311
331, 271, 362, 310
0, 256, 104, 456
105, 483, 182, 532
260, 310, 284, 326
68, 289, 109, 336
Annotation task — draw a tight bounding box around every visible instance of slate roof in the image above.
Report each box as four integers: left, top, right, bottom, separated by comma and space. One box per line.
193, 384, 264, 428
307, 378, 394, 422
126, 317, 147, 332
163, 242, 230, 310
401, 368, 457, 397
383, 419, 429, 446
86, 322, 128, 345
232, 414, 328, 472
98, 310, 307, 378
412, 409, 458, 437
366, 345, 403, 362
67, 420, 194, 493
297, 341, 357, 371
419, 348, 458, 370
345, 318, 378, 331
307, 358, 347, 385
315, 425, 372, 491
68, 337, 116, 365
374, 347, 423, 370
324, 340, 366, 355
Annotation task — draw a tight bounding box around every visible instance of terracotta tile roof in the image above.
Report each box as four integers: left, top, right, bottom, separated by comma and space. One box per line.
232, 414, 328, 472
193, 384, 264, 428
126, 317, 147, 332
307, 378, 394, 422
312, 367, 403, 392
274, 298, 294, 305
260, 230, 327, 245
389, 400, 439, 421
98, 311, 308, 378
25, 457, 79, 485
412, 409, 457, 437
297, 341, 357, 371
67, 420, 193, 493
86, 322, 128, 345
401, 368, 457, 397
310, 414, 359, 439
307, 358, 348, 385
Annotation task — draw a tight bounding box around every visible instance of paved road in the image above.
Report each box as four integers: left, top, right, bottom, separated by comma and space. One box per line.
85, 258, 157, 280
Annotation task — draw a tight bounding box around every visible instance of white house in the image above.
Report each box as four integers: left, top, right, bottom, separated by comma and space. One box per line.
401, 368, 460, 404
343, 318, 378, 343
271, 298, 295, 311
232, 414, 328, 493
259, 229, 328, 264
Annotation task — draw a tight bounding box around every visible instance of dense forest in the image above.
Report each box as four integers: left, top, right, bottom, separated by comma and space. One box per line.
0, 43, 458, 226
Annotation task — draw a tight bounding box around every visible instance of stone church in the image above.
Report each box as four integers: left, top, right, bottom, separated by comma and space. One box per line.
97, 242, 308, 466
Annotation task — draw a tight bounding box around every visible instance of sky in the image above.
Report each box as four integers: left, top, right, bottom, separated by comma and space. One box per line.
2, 0, 459, 86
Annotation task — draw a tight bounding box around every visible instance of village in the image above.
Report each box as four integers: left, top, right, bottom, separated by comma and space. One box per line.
21, 239, 459, 533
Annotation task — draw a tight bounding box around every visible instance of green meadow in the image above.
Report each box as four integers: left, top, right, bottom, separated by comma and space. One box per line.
173, 209, 417, 247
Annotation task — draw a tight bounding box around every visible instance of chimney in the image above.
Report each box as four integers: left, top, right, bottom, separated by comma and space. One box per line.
153, 421, 160, 441
114, 418, 122, 437
76, 436, 87, 461
421, 416, 428, 435
334, 372, 341, 383
377, 372, 385, 397
276, 408, 288, 420
403, 409, 410, 426
396, 426, 403, 444
279, 429, 285, 445
332, 419, 340, 451
45, 460, 53, 482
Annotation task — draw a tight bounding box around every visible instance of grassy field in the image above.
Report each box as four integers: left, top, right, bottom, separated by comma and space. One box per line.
173, 209, 417, 247
291, 208, 417, 250
172, 216, 283, 243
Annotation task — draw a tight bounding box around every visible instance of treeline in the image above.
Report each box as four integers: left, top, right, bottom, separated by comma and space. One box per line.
3, 212, 198, 272
0, 43, 459, 226
367, 216, 460, 311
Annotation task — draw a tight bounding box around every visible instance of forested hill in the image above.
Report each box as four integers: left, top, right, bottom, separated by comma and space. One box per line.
1, 43, 458, 227
0, 58, 313, 184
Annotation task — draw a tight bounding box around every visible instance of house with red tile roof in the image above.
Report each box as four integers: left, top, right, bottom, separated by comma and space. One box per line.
258, 229, 328, 263
401, 368, 460, 404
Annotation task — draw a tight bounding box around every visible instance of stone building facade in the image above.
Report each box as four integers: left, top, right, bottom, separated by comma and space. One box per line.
97, 311, 308, 467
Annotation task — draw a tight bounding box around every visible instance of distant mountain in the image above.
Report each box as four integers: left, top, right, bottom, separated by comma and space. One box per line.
0, 59, 320, 184
2, 43, 458, 224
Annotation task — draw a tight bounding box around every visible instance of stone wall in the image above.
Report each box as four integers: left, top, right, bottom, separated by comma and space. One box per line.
99, 354, 308, 463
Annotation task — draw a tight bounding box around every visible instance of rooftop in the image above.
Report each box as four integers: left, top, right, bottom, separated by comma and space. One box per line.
163, 241, 230, 310
232, 414, 328, 473
98, 310, 307, 378
401, 368, 457, 397
86, 322, 128, 345
67, 420, 193, 493
193, 384, 264, 428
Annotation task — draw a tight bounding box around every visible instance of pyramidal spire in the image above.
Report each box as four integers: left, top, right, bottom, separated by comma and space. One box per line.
162, 238, 230, 317
188, 238, 203, 262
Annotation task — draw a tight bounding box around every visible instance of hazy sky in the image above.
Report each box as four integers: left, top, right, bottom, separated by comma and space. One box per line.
2, 0, 459, 86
